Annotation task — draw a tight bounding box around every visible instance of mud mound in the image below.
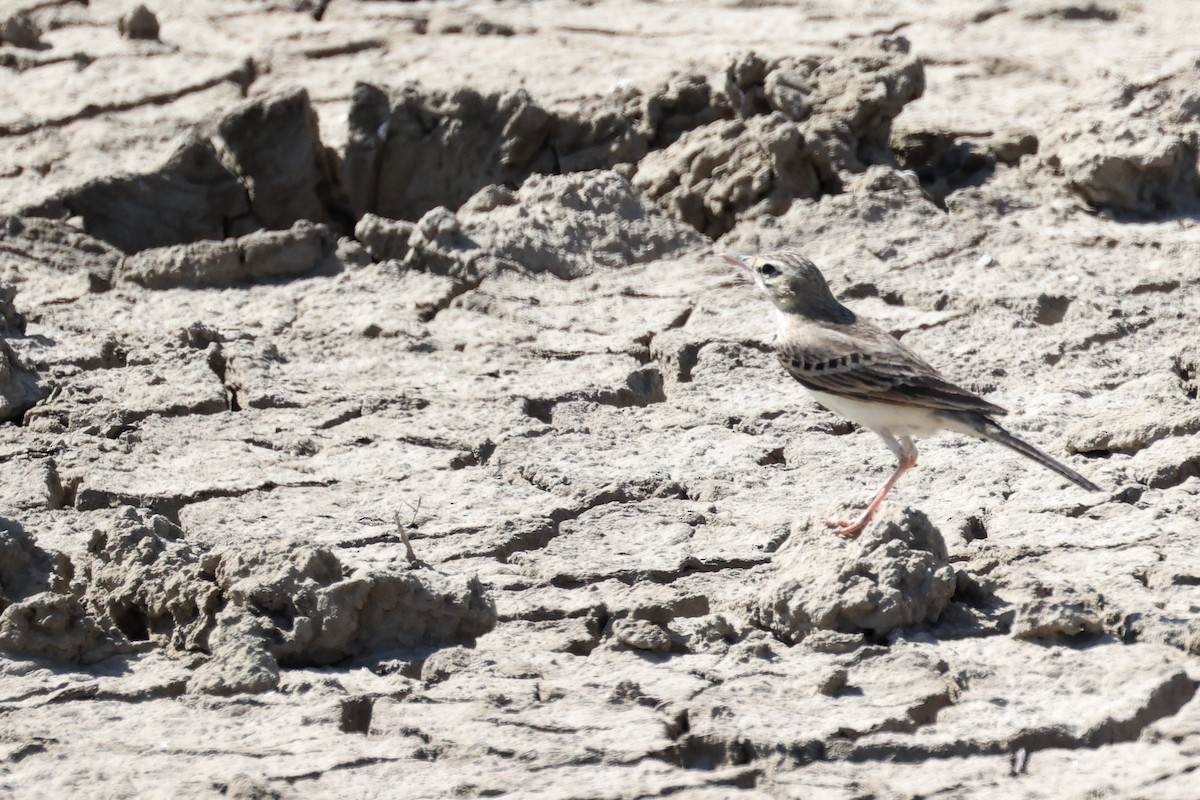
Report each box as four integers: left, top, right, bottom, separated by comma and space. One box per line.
1055, 58, 1200, 214
24, 87, 348, 253
344, 37, 922, 235
750, 507, 956, 645
12, 37, 921, 272
81, 509, 496, 692
393, 170, 704, 280
0, 283, 24, 335
0, 518, 110, 663
0, 341, 40, 423
119, 220, 336, 289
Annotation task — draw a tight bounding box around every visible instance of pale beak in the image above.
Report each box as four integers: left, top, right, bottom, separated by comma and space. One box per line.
722, 253, 751, 274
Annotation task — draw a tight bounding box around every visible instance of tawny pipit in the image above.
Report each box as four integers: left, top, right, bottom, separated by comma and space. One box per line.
726, 251, 1100, 537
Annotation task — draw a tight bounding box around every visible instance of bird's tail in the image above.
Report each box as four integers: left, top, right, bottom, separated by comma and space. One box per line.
973, 418, 1101, 492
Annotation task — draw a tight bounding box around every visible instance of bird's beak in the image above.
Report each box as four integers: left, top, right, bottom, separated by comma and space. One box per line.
722, 253, 751, 275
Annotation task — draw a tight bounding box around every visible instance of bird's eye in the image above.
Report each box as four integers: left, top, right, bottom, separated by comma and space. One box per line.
760, 263, 780, 277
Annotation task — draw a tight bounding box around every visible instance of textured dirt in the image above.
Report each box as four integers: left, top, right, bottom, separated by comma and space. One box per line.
2, 1, 1200, 798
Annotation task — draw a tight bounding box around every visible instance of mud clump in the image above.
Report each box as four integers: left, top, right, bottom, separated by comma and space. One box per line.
389, 170, 703, 280
1055, 59, 1200, 214
0, 215, 125, 292
355, 213, 415, 263
634, 113, 821, 237
119, 220, 336, 289
0, 342, 41, 423
6, 507, 496, 692
1060, 123, 1198, 215
0, 273, 40, 422
0, 284, 25, 335
750, 507, 956, 644
80, 509, 496, 693
0, 519, 111, 663
83, 510, 223, 654
24, 87, 348, 253
341, 80, 650, 225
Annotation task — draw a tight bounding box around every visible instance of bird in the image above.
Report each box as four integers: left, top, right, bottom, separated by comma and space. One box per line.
724, 250, 1100, 537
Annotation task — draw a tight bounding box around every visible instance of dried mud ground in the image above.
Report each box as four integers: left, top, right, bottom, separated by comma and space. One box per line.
3, 1, 1200, 798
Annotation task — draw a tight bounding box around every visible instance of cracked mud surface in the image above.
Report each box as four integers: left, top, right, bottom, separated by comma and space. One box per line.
3, 1, 1200, 798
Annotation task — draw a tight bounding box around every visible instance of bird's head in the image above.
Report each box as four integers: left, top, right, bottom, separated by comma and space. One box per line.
722, 251, 849, 321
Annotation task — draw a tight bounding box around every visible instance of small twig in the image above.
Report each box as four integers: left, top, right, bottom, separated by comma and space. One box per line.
401, 497, 422, 528
393, 511, 419, 564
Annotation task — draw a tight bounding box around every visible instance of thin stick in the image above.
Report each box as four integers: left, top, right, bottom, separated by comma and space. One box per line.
393, 511, 419, 564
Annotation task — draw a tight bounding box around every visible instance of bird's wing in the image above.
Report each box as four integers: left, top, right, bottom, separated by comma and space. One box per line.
776, 319, 1008, 417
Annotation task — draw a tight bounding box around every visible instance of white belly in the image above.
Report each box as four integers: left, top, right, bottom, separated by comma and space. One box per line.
806, 389, 948, 438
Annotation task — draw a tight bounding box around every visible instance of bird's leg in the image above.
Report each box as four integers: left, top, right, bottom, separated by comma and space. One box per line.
825, 434, 917, 538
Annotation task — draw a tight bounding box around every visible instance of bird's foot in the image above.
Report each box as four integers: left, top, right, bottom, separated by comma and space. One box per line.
823, 518, 866, 538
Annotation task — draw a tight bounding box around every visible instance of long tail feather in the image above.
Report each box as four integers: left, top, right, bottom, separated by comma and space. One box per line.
981, 420, 1101, 492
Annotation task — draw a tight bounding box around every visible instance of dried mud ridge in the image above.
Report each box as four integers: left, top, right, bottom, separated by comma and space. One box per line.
3, 4, 1200, 797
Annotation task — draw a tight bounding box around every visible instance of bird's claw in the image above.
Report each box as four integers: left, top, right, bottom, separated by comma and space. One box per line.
823, 519, 865, 538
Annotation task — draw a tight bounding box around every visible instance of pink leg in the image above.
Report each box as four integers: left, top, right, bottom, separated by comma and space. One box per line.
825, 444, 917, 538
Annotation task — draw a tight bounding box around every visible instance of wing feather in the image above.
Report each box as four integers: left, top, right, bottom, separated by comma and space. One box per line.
777, 325, 1007, 417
